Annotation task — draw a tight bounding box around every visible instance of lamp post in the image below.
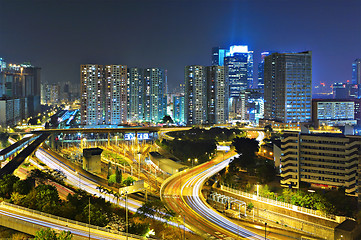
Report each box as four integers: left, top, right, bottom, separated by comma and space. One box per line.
188, 158, 198, 168
121, 191, 128, 240
88, 196, 91, 240
264, 222, 267, 240
137, 152, 141, 179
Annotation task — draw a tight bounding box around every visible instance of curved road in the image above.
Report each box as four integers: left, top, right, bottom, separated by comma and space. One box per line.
161, 151, 265, 240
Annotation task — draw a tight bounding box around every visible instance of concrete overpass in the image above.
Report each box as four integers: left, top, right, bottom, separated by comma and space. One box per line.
0, 202, 153, 240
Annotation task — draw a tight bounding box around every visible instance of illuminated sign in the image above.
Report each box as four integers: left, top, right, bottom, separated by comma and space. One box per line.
217, 145, 230, 151
124, 132, 150, 140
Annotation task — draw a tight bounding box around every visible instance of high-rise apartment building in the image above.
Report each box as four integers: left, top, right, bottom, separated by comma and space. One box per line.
128, 68, 144, 122
143, 68, 166, 123
104, 65, 128, 124
206, 66, 228, 124
81, 65, 104, 125
127, 67, 166, 123
352, 59, 361, 85
0, 60, 41, 126
185, 65, 207, 125
80, 64, 127, 126
280, 131, 361, 195
41, 83, 60, 105
264, 51, 312, 123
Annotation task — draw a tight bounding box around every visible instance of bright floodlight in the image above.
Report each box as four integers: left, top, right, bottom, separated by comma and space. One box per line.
229, 45, 248, 55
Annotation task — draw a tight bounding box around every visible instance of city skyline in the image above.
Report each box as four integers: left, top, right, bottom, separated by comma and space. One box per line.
0, 0, 360, 90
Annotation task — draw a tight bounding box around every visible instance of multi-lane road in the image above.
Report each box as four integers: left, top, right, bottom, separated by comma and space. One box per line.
161, 150, 266, 240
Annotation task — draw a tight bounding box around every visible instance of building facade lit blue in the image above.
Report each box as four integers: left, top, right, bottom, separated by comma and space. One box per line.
264, 51, 312, 123
173, 95, 185, 124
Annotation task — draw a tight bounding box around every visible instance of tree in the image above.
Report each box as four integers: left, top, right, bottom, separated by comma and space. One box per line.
136, 200, 175, 221
128, 222, 150, 236
0, 132, 9, 148
231, 137, 259, 170
0, 174, 20, 198
247, 202, 254, 212
23, 184, 61, 214
13, 179, 32, 195
162, 115, 173, 124
34, 228, 72, 240
123, 176, 135, 186
115, 166, 122, 183
256, 160, 277, 183
264, 124, 273, 133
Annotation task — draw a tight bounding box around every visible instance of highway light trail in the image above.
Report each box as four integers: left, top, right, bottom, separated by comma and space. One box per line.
181, 157, 265, 239
0, 209, 117, 240
35, 148, 141, 212
35, 148, 187, 229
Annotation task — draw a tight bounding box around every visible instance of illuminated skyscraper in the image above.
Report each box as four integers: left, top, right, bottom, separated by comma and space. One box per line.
81, 65, 104, 125
212, 47, 229, 66
352, 59, 361, 85
185, 65, 207, 125
128, 67, 144, 122
143, 68, 166, 123
80, 64, 127, 126
264, 51, 312, 123
257, 51, 274, 90
104, 65, 128, 124
0, 60, 41, 126
206, 66, 228, 124
173, 95, 185, 124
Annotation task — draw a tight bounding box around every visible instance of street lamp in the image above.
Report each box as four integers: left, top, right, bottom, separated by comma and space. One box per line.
264, 222, 267, 240
120, 191, 129, 240
188, 158, 198, 168
137, 152, 141, 179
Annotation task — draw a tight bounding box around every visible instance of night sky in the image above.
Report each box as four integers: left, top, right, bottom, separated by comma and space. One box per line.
0, 0, 360, 91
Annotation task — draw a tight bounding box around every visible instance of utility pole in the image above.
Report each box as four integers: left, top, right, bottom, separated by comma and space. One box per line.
88, 197, 91, 240
264, 222, 267, 240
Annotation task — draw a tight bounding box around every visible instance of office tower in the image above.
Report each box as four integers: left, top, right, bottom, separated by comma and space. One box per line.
128, 67, 144, 122
239, 89, 264, 124
257, 51, 274, 90
280, 131, 361, 195
223, 45, 254, 120
143, 68, 166, 123
206, 66, 228, 124
173, 95, 185, 124
0, 60, 41, 126
352, 59, 361, 85
185, 65, 207, 125
212, 47, 229, 66
312, 99, 361, 127
333, 83, 358, 99
80, 64, 127, 126
264, 51, 312, 123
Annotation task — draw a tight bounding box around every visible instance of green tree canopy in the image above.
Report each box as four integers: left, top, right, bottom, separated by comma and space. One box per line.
231, 137, 259, 170
0, 174, 20, 198
162, 115, 174, 124
34, 228, 72, 240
